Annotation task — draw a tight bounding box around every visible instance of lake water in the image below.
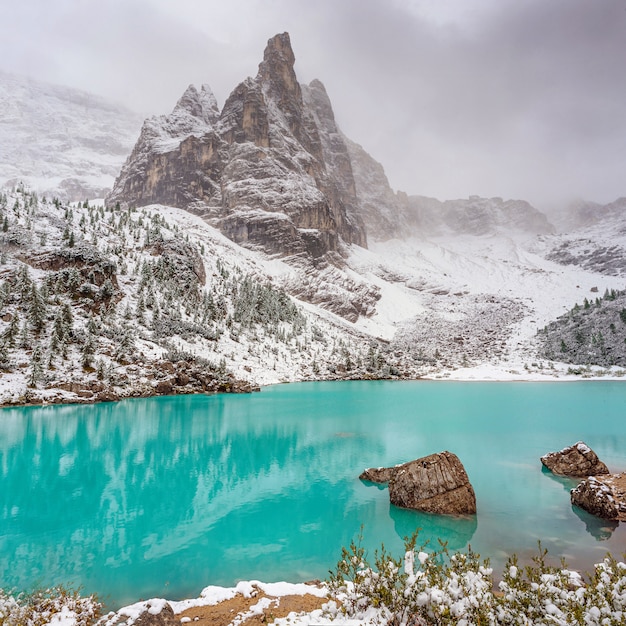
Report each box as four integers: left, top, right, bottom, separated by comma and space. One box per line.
1, 381, 625, 608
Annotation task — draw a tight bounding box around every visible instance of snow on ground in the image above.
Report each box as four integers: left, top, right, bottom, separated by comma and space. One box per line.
2, 187, 625, 407
345, 229, 622, 378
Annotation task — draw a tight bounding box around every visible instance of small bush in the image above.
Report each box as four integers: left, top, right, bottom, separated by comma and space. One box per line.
326, 532, 626, 625
0, 585, 101, 626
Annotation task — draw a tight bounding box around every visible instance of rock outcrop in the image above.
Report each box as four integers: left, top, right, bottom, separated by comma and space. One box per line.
106, 601, 181, 626
360, 452, 477, 515
107, 33, 370, 261
342, 133, 406, 241
541, 441, 609, 477
106, 33, 398, 320
571, 473, 626, 521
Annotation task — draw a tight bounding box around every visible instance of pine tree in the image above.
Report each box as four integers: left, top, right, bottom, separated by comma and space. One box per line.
62, 302, 74, 331
52, 309, 66, 344
0, 339, 9, 369
2, 315, 19, 348
28, 345, 43, 387
113, 324, 135, 362
16, 264, 32, 300
99, 279, 114, 300
81, 332, 96, 370
136, 294, 145, 324
18, 320, 30, 350
28, 284, 47, 334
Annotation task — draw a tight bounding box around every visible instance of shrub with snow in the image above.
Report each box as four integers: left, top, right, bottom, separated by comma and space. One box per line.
0, 586, 101, 626
327, 532, 626, 625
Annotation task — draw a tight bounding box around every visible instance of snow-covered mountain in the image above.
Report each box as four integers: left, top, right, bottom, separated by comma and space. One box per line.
0, 71, 143, 201
1, 32, 625, 405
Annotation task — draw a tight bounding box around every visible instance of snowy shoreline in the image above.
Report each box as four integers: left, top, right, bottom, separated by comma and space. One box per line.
2, 362, 626, 409
3, 364, 626, 410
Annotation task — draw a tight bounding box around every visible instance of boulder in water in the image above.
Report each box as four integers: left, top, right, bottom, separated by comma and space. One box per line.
571, 472, 626, 521
361, 451, 476, 515
541, 441, 609, 477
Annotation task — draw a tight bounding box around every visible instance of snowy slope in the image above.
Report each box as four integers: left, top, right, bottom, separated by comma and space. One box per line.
0, 71, 142, 201
3, 181, 626, 408
346, 226, 624, 378
0, 187, 405, 405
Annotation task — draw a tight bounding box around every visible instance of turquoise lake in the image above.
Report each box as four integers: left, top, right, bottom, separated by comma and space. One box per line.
1, 381, 625, 608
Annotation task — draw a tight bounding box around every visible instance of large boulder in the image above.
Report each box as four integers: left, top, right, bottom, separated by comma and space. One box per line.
360, 451, 477, 515
571, 473, 626, 521
541, 441, 609, 477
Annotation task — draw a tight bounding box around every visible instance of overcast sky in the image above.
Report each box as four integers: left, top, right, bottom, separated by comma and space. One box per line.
1, 0, 625, 209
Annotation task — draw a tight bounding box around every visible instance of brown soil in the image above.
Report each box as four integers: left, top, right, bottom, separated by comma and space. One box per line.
177, 585, 327, 626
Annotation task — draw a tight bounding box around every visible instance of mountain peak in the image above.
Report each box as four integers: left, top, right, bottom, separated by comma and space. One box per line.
257, 32, 300, 103
259, 32, 296, 74
173, 84, 219, 125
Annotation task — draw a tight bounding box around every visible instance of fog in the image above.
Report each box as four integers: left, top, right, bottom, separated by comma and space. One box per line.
1, 0, 625, 209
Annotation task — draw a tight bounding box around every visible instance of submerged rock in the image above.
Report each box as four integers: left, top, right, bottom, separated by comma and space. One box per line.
541, 441, 609, 477
361, 451, 477, 515
571, 472, 626, 521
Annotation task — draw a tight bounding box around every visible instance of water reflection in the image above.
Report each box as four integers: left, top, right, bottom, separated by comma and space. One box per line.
571, 505, 619, 541
1, 381, 626, 608
0, 393, 391, 605
389, 506, 478, 552
540, 466, 580, 493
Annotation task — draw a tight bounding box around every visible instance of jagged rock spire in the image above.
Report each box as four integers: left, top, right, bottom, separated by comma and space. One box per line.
108, 32, 383, 265
257, 32, 300, 98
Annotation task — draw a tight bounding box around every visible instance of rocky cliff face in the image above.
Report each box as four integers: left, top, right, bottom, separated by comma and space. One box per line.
108, 33, 369, 261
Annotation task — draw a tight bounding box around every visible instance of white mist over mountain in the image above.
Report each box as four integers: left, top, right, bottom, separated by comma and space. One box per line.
0, 71, 142, 201
1, 0, 625, 209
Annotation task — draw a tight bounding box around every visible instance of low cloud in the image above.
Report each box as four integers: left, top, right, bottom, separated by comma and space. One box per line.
0, 0, 625, 208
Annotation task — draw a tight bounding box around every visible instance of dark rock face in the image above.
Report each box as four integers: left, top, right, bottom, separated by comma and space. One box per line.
571, 473, 626, 520
541, 441, 609, 477
342, 134, 405, 241
107, 33, 369, 260
361, 452, 477, 515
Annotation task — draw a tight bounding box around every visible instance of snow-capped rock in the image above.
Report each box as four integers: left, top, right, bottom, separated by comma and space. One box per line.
571, 473, 626, 520
541, 441, 609, 477
108, 33, 367, 261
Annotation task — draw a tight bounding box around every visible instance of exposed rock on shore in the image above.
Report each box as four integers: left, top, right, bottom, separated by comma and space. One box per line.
133, 602, 179, 626
360, 451, 477, 515
571, 473, 626, 521
540, 441, 609, 477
